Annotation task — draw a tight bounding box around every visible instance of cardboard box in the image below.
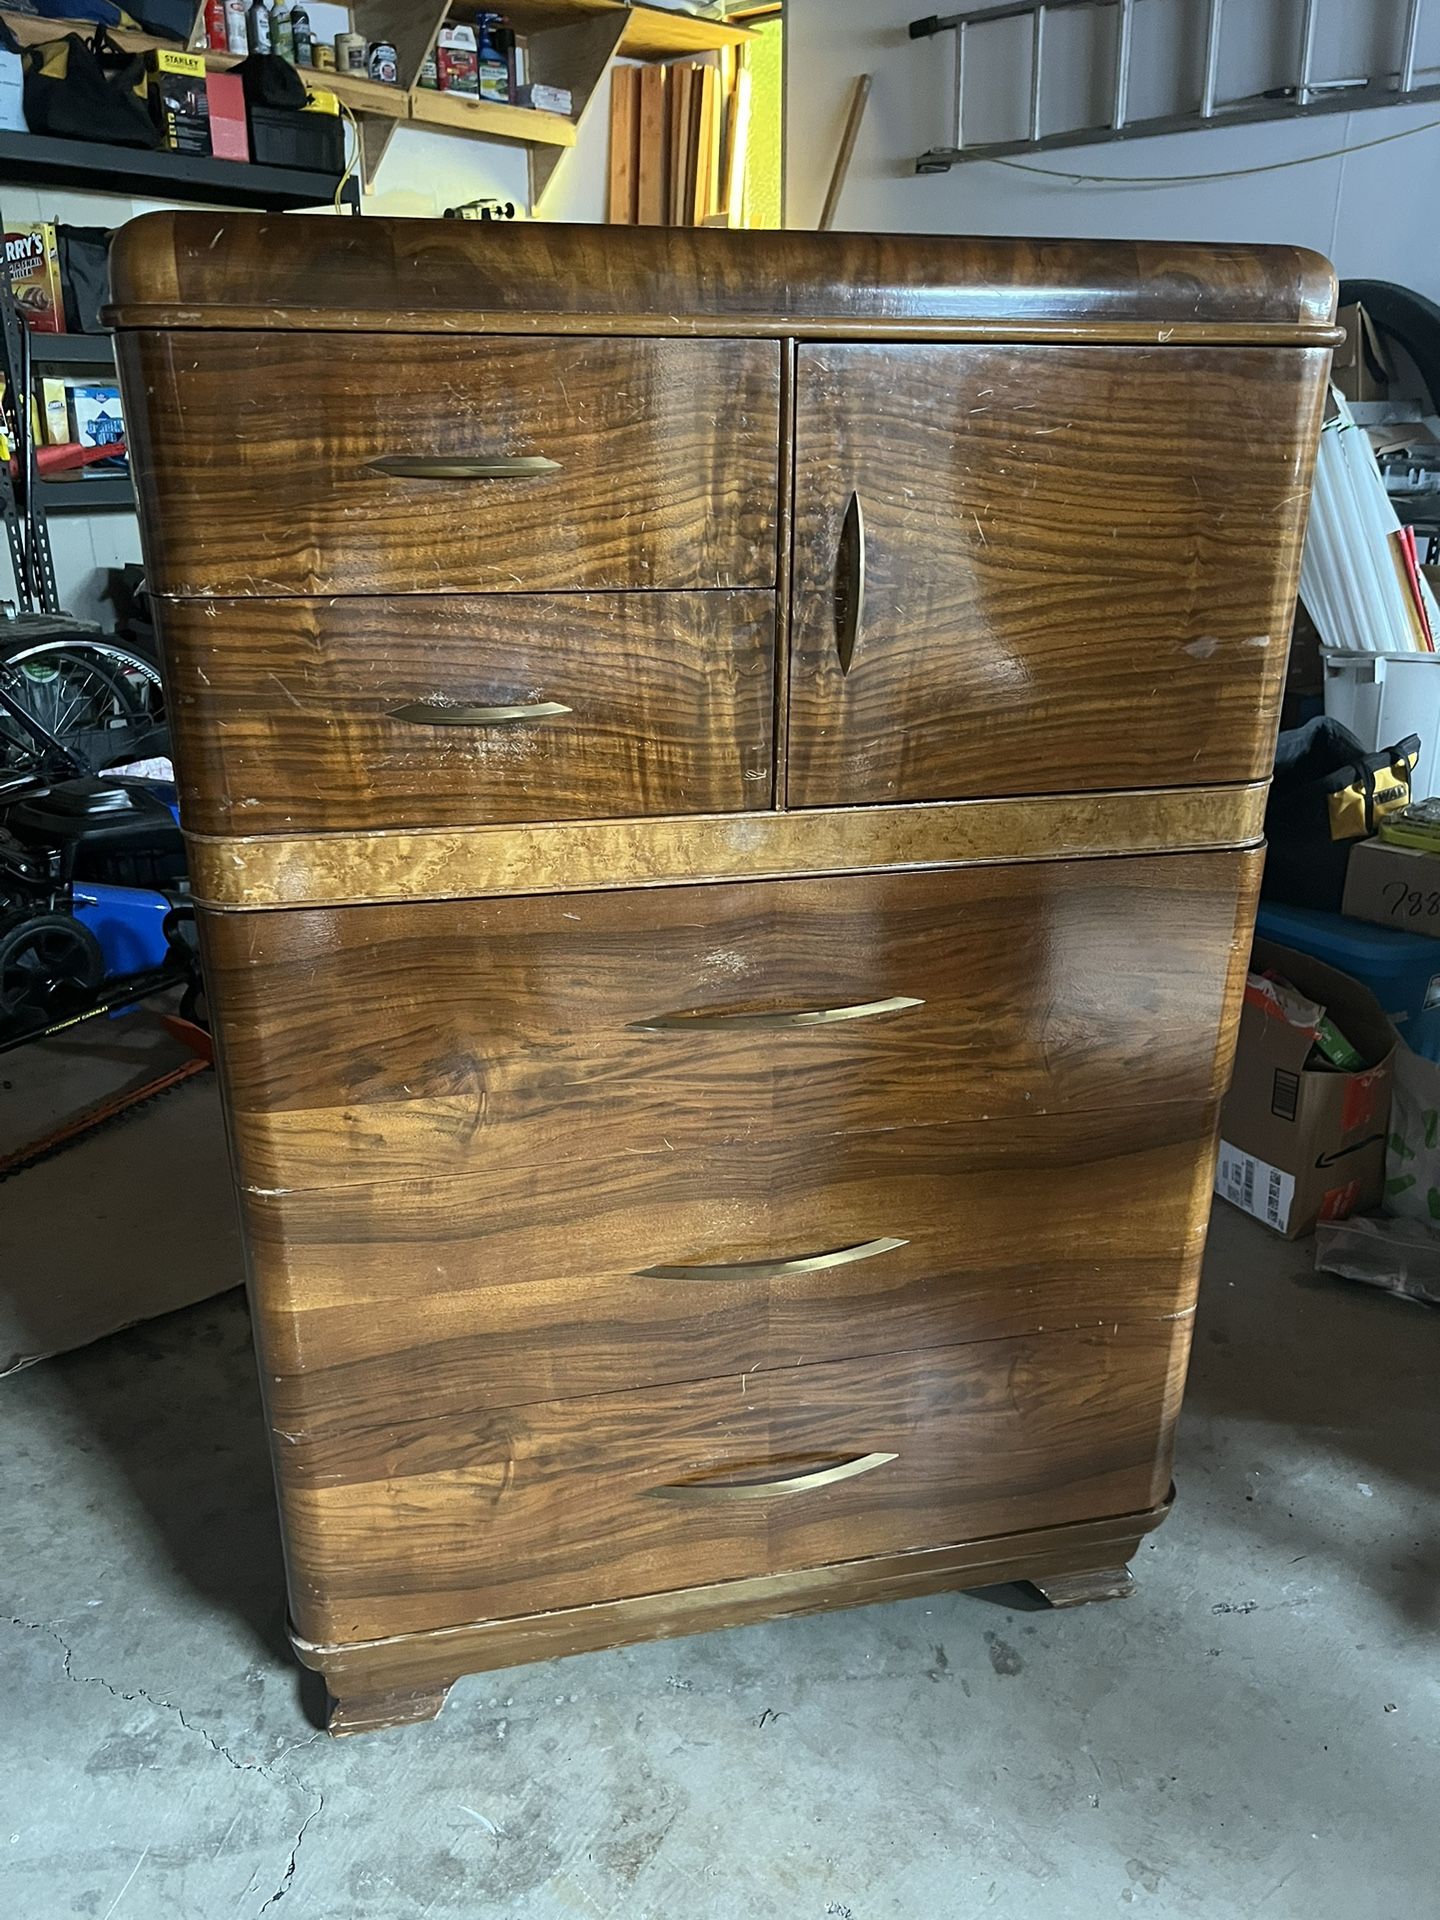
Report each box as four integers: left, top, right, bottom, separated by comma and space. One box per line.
1216, 939, 1395, 1238
3, 223, 65, 334
1334, 303, 1394, 403
40, 376, 69, 446
1343, 837, 1440, 938
68, 383, 124, 451
148, 48, 210, 155
0, 47, 25, 133
205, 69, 249, 162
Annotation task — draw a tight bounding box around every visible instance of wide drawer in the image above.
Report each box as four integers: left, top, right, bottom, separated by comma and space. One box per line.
279, 1319, 1190, 1643
248, 1106, 1215, 1416
121, 333, 782, 597
161, 593, 776, 832
204, 853, 1259, 1193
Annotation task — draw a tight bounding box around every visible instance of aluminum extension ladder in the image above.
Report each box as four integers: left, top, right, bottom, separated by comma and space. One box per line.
911, 0, 1436, 172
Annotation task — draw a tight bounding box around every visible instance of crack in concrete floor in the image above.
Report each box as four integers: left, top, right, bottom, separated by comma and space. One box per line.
7, 1616, 325, 1918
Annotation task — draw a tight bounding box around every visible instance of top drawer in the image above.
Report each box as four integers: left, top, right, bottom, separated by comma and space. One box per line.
118, 333, 782, 598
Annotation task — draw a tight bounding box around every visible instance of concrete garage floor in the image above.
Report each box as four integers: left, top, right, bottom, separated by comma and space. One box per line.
1, 1036, 1437, 1918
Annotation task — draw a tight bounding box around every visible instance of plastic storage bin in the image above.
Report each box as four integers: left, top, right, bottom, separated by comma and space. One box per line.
1322, 648, 1440, 803
1254, 900, 1440, 1059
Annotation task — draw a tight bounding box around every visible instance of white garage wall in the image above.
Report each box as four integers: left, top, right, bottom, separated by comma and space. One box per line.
783, 0, 1440, 301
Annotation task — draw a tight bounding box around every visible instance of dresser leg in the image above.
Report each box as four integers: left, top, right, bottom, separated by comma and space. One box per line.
324, 1680, 453, 1737
1029, 1564, 1136, 1609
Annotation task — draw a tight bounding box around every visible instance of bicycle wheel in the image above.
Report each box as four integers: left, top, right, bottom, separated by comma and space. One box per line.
0, 637, 166, 773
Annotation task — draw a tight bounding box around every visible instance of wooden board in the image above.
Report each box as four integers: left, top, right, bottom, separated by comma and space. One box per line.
607, 60, 639, 221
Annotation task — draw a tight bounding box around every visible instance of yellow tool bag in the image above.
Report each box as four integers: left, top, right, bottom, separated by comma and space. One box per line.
22, 28, 158, 150
1263, 716, 1421, 910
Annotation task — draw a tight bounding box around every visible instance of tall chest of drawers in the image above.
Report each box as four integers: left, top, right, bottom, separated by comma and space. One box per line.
110, 217, 1335, 1734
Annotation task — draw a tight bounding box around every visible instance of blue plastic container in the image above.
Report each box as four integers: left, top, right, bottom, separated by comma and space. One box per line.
1254, 901, 1440, 1060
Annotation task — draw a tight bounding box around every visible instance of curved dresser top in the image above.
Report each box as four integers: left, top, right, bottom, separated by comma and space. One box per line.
107, 213, 1339, 346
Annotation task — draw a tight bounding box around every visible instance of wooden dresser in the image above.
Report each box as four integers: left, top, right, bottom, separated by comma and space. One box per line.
109, 217, 1335, 1735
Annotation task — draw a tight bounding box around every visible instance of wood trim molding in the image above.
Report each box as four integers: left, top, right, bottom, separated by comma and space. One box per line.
107, 307, 1344, 348
186, 784, 1268, 910
291, 1499, 1174, 1695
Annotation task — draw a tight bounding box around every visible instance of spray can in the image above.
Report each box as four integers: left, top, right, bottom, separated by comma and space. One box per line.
224, 0, 249, 54
248, 0, 272, 53
291, 2, 313, 65
272, 1, 294, 60
205, 0, 227, 48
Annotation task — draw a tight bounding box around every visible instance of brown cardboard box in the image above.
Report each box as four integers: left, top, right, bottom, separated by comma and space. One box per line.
1216, 939, 1395, 1238
1334, 302, 1394, 402
1342, 837, 1440, 938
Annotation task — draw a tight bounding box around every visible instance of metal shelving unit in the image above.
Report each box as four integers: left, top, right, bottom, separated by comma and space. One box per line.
0, 129, 343, 208
29, 334, 117, 370
36, 475, 134, 514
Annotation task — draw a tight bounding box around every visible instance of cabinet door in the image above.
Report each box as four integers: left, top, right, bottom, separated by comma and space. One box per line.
787, 343, 1327, 808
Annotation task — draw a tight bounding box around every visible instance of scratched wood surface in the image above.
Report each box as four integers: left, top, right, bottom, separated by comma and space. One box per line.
298, 1501, 1170, 1721
119, 332, 782, 596
281, 1318, 1190, 1643
160, 592, 777, 832
201, 852, 1259, 1191
788, 344, 1328, 807
243, 1102, 1216, 1413
109, 215, 1331, 1730
107, 212, 1338, 335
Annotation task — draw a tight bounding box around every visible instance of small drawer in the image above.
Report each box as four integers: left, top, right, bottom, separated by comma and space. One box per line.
247, 1104, 1215, 1416
124, 332, 782, 597
162, 593, 776, 832
279, 1320, 1188, 1643
204, 854, 1257, 1194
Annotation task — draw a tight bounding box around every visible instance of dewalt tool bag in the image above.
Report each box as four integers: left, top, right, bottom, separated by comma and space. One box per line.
23, 28, 158, 149
1262, 716, 1420, 910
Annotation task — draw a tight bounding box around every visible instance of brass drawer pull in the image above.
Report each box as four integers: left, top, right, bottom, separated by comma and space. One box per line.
365, 454, 562, 480
836, 488, 866, 675
629, 994, 922, 1032
638, 1236, 907, 1282
653, 1452, 898, 1501
388, 700, 572, 726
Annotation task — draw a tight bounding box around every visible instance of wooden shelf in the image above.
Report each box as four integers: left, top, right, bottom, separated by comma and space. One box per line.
408, 90, 577, 145
620, 5, 755, 57
450, 3, 754, 59
0, 1, 754, 190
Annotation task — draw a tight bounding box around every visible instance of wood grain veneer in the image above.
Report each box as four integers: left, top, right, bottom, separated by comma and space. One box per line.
242, 1104, 1217, 1413
120, 332, 781, 597
280, 1319, 1190, 1644
184, 784, 1266, 909
788, 344, 1327, 806
111, 215, 1331, 1732
162, 593, 777, 832
293, 1501, 1172, 1729
201, 854, 1260, 1192
107, 214, 1337, 334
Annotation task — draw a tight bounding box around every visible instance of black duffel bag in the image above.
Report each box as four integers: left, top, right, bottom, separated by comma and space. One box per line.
23, 28, 158, 150
1262, 715, 1420, 910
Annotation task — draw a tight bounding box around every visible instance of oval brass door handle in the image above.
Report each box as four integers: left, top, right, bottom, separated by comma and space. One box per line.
628, 995, 922, 1032
365, 454, 562, 480
836, 488, 866, 676
652, 1452, 898, 1501
637, 1236, 908, 1282
388, 700, 572, 726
